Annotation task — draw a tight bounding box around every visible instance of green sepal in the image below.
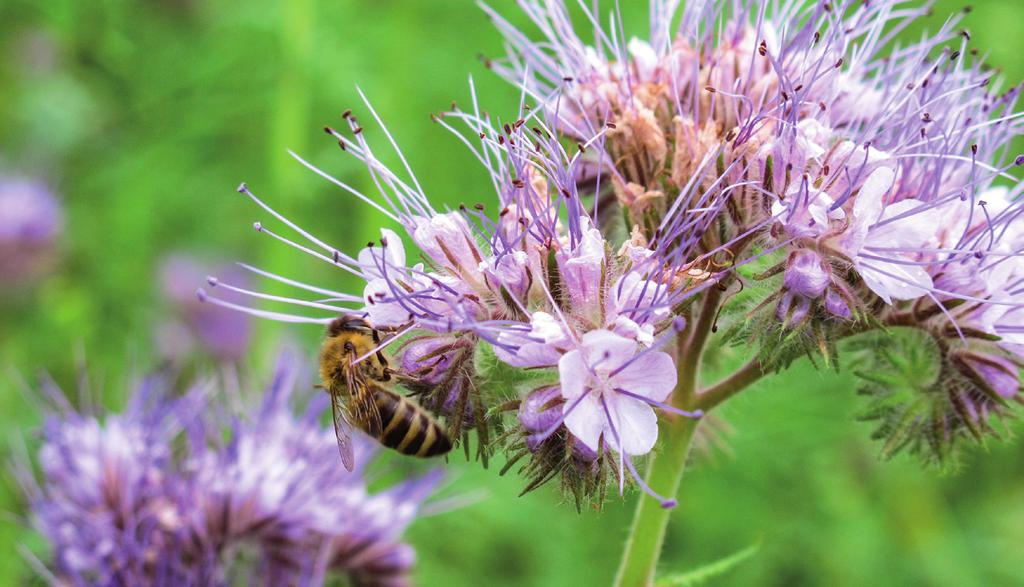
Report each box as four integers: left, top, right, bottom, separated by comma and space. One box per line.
473, 342, 559, 404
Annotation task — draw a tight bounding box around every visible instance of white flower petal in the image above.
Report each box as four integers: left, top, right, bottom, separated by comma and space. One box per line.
607, 394, 659, 455
578, 329, 638, 369
852, 166, 896, 225
562, 392, 605, 452
358, 228, 407, 280
857, 260, 933, 304
611, 351, 677, 403
362, 279, 413, 327
558, 350, 589, 401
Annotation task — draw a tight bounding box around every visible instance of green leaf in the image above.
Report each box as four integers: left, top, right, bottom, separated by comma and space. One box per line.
655, 540, 762, 587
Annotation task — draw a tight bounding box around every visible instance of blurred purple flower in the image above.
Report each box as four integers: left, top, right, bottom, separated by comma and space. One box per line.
0, 176, 62, 286
158, 254, 253, 361
18, 350, 443, 586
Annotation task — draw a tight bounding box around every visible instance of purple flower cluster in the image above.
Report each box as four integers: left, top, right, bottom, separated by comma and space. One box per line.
18, 351, 441, 586
203, 0, 1023, 499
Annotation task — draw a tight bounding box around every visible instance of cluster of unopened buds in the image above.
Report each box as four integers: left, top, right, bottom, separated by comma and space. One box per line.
200, 0, 1023, 508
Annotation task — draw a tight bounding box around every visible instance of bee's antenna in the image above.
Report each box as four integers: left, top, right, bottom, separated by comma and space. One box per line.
351, 322, 417, 365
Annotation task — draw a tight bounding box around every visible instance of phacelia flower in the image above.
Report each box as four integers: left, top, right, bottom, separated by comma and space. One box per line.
486, 0, 1024, 462
158, 253, 254, 362
17, 350, 442, 586
486, 0, 1023, 321
558, 330, 676, 457
205, 0, 1023, 498
0, 175, 62, 288
200, 88, 711, 502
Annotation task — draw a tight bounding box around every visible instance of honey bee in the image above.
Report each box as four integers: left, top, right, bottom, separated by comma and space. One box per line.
319, 316, 452, 470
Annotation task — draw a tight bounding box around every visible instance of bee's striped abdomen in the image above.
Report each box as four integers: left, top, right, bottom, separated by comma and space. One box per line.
373, 388, 452, 458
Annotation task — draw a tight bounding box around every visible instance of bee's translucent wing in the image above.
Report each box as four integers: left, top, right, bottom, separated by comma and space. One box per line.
330, 391, 356, 472
344, 354, 384, 439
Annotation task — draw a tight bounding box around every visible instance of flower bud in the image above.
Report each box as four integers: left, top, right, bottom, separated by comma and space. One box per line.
952, 351, 1020, 400
398, 336, 476, 425
399, 336, 462, 388
824, 289, 852, 319
776, 292, 811, 325
518, 386, 562, 452
783, 249, 830, 297
412, 212, 482, 276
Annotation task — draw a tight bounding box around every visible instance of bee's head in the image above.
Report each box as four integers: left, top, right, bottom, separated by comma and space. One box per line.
327, 315, 372, 338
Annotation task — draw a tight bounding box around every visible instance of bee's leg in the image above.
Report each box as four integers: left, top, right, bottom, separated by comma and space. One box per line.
385, 369, 423, 385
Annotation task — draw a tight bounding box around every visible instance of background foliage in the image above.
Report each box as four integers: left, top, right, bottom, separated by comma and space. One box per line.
1, 1, 1021, 585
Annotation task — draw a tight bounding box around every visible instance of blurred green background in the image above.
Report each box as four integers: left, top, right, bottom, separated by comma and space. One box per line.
1, 0, 1021, 585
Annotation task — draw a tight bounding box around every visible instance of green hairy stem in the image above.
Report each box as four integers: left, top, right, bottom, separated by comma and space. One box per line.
613, 290, 767, 586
